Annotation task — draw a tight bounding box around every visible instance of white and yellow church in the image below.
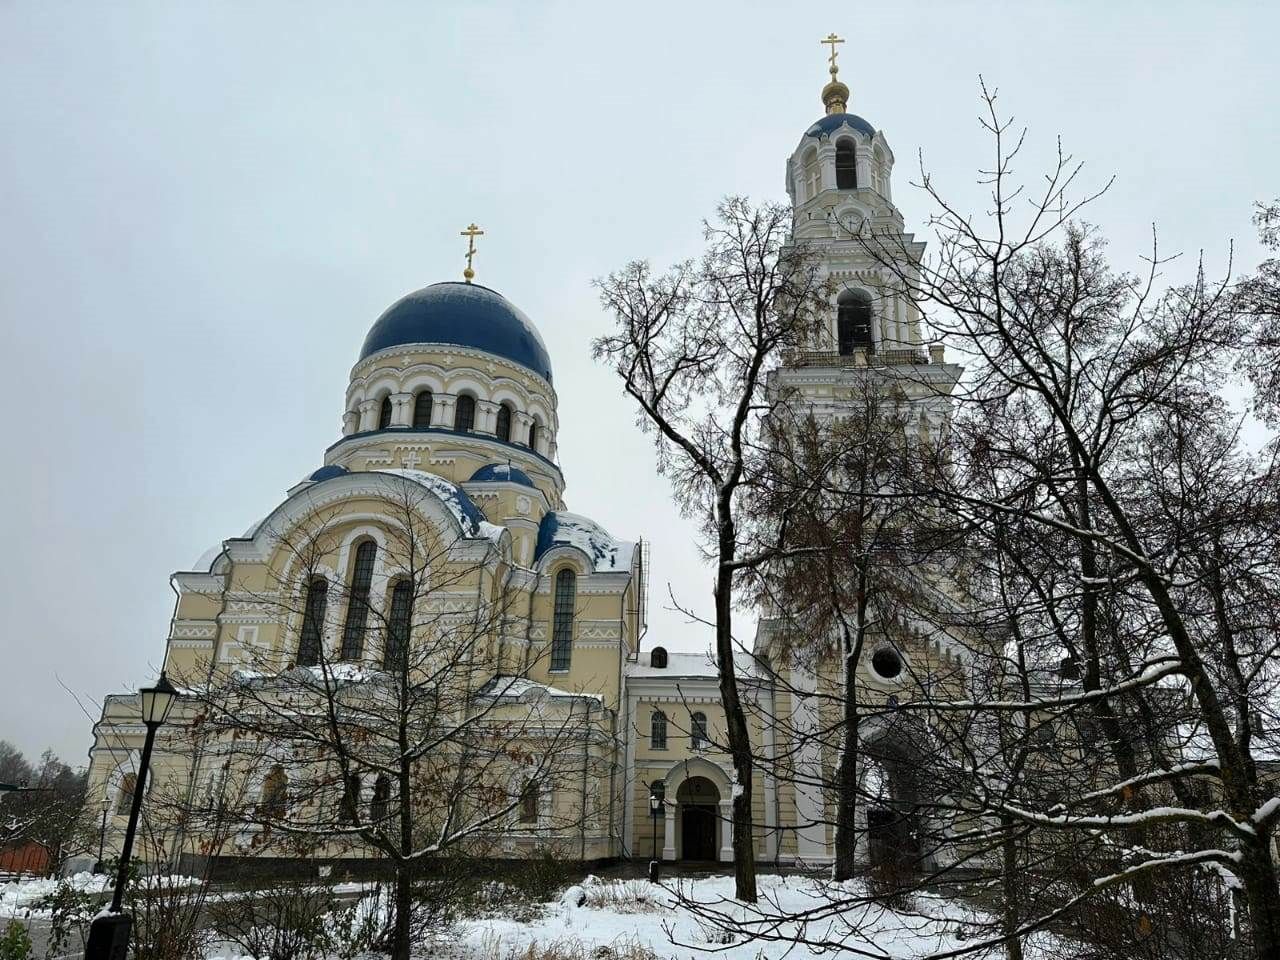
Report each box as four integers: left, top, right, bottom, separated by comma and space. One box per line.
80, 44, 967, 875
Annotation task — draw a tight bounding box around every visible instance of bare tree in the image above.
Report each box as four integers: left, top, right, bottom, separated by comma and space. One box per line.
664, 85, 1280, 960
594, 197, 831, 901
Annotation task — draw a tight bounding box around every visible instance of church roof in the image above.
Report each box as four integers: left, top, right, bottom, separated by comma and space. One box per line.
535, 511, 633, 572
308, 464, 348, 482
468, 463, 536, 488
358, 281, 554, 383
805, 112, 876, 139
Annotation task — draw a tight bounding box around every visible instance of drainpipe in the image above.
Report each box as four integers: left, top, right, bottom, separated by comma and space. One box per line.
579, 698, 593, 863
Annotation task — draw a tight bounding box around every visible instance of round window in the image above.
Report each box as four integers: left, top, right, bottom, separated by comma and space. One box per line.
871, 647, 903, 680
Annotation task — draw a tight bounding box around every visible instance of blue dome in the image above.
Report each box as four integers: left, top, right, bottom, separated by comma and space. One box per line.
805, 113, 876, 140
309, 465, 348, 482
469, 463, 536, 488
359, 282, 553, 383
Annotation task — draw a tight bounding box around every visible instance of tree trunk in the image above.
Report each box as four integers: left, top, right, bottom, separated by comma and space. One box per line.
392, 865, 411, 960
1000, 813, 1024, 960
1238, 837, 1280, 960
832, 609, 863, 881
716, 506, 757, 903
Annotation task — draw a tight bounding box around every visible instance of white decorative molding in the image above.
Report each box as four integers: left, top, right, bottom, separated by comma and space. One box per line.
171, 621, 217, 640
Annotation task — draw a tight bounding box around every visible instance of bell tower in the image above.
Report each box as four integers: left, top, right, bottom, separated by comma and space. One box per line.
774, 35, 961, 431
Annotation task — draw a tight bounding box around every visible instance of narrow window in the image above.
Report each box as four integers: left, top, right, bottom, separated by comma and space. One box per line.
836, 138, 857, 189
837, 290, 873, 355
691, 711, 709, 748
340, 541, 377, 659
339, 774, 361, 824
297, 578, 328, 666
412, 391, 433, 429
116, 773, 137, 815
495, 403, 513, 442
651, 710, 667, 749
528, 420, 539, 451
650, 647, 668, 669
370, 775, 390, 822
550, 568, 576, 671
378, 396, 393, 430
455, 395, 475, 432
261, 765, 287, 820
384, 579, 413, 670
801, 147, 820, 200
519, 780, 539, 824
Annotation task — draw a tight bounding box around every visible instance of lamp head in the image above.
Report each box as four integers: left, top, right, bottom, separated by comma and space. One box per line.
139, 672, 179, 727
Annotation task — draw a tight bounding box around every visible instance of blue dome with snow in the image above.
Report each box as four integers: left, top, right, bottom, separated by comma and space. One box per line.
469, 463, 536, 488
309, 465, 348, 482
805, 113, 876, 139
359, 282, 553, 383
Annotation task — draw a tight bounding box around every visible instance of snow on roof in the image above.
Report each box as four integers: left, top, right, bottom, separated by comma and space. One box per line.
626, 649, 762, 679
189, 469, 503, 572
477, 675, 602, 703
535, 512, 634, 572
375, 469, 505, 542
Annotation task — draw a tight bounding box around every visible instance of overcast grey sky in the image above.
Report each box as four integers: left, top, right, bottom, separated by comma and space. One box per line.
1, 1, 1276, 764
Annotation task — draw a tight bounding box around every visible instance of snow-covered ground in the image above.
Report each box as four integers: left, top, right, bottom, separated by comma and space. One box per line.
0, 872, 199, 919
448, 873, 1049, 959
1, 872, 112, 917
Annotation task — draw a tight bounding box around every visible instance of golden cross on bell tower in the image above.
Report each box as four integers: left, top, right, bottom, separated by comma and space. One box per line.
460, 222, 484, 283
821, 33, 844, 77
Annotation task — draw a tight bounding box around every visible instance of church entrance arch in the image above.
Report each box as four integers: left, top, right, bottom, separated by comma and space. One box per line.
658, 756, 734, 863
859, 716, 934, 875
677, 776, 719, 861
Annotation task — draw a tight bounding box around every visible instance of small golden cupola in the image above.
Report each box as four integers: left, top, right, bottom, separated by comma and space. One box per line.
820, 32, 849, 115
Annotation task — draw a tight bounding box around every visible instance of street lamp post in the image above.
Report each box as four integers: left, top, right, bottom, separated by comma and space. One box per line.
648, 788, 663, 883
85, 672, 179, 960
96, 794, 112, 872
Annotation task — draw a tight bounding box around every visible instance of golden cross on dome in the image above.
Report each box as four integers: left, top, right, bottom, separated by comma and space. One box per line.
821, 33, 844, 76
460, 222, 484, 283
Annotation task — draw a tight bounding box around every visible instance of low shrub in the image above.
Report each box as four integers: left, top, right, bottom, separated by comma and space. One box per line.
580, 880, 663, 914
0, 922, 32, 960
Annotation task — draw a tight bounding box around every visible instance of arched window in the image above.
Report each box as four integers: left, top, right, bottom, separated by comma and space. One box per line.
495, 403, 513, 442
528, 420, 539, 451
297, 578, 328, 666
384, 579, 413, 670
691, 711, 709, 748
801, 147, 821, 200
835, 138, 857, 189
454, 394, 475, 432
651, 710, 668, 749
650, 647, 668, 669
370, 775, 390, 822
412, 391, 433, 429
518, 780, 539, 824
338, 774, 361, 824
261, 765, 287, 820
378, 396, 393, 430
340, 540, 377, 659
550, 568, 576, 671
837, 289, 874, 355
115, 773, 137, 815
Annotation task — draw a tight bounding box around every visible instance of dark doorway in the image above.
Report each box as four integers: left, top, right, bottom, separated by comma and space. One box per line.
867, 808, 910, 870
676, 775, 721, 861
682, 806, 717, 861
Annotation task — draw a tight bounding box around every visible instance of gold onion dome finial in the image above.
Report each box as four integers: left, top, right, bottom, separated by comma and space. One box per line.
820, 32, 848, 115
460, 222, 484, 283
